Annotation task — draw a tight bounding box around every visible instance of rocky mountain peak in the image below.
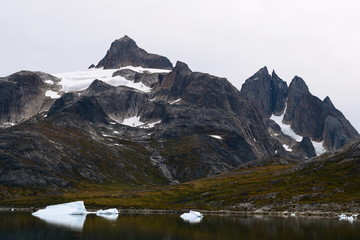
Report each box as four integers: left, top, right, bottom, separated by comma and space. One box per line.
289, 76, 309, 95
240, 66, 287, 118
95, 35, 173, 70
173, 61, 192, 74
241, 68, 359, 153
323, 96, 335, 108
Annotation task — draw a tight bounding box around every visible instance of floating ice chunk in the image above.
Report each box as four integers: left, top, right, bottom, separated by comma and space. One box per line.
180, 210, 203, 223
32, 201, 88, 216
96, 208, 119, 221
96, 208, 119, 215
290, 213, 296, 217
209, 135, 222, 140
32, 201, 88, 230
339, 213, 356, 223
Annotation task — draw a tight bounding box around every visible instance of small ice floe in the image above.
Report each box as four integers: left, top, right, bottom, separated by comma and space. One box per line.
32, 201, 88, 230
339, 214, 357, 223
96, 208, 119, 221
180, 210, 203, 223
290, 213, 296, 217
96, 208, 119, 215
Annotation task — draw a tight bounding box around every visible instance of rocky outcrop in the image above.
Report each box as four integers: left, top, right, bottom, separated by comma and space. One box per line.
96, 35, 173, 70
112, 68, 167, 88
240, 67, 288, 118
241, 68, 359, 153
284, 77, 359, 151
0, 71, 60, 128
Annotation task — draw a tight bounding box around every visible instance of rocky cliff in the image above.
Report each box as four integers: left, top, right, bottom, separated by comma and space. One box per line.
241, 67, 359, 153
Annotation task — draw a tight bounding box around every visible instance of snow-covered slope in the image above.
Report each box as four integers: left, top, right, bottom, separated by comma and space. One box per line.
53, 66, 170, 94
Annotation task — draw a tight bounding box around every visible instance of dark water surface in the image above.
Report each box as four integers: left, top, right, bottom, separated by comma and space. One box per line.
1, 212, 360, 240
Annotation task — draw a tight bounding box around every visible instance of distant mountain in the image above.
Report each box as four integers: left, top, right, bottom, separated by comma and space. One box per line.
0, 36, 358, 190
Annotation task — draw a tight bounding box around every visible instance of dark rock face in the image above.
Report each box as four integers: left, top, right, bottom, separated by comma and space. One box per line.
112, 68, 167, 88
241, 68, 359, 153
0, 71, 60, 128
96, 35, 173, 70
284, 77, 359, 151
240, 67, 288, 118
81, 80, 148, 122
292, 137, 316, 159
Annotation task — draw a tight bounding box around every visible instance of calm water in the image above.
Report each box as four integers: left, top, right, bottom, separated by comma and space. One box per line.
1, 212, 360, 240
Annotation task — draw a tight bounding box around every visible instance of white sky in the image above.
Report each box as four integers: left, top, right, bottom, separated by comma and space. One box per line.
1, 0, 360, 131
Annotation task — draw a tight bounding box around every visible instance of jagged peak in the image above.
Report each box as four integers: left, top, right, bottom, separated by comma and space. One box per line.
255, 66, 270, 77
323, 96, 335, 108
289, 76, 309, 93
96, 35, 173, 70
174, 61, 191, 72
113, 35, 137, 45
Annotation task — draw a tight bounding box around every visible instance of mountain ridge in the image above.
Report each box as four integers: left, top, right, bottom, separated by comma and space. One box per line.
0, 35, 358, 207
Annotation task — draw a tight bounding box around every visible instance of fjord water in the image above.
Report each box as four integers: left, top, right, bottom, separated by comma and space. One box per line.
1, 212, 360, 240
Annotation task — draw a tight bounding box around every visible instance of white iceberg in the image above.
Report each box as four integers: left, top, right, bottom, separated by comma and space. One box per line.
32, 201, 88, 216
96, 208, 119, 215
32, 201, 88, 229
180, 210, 203, 223
339, 213, 357, 223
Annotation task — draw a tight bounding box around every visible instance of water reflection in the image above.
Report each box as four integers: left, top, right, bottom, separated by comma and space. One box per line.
33, 213, 87, 230
1, 212, 360, 240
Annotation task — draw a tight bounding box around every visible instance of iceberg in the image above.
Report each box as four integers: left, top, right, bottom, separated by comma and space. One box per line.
32, 201, 121, 227
339, 213, 357, 223
96, 208, 119, 220
32, 201, 88, 216
180, 210, 203, 223
32, 201, 88, 229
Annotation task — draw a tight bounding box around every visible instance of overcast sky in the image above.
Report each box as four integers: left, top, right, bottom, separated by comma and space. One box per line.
1, 0, 360, 131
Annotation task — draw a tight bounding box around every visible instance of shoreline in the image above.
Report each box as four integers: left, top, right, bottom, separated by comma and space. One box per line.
0, 207, 358, 219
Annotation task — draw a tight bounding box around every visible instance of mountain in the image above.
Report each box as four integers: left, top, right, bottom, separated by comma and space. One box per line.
95, 35, 173, 70
0, 35, 358, 195
240, 67, 359, 155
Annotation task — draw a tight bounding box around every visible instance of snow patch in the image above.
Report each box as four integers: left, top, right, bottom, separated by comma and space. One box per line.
45, 80, 54, 85
45, 90, 60, 99
271, 114, 302, 142
122, 116, 144, 127
54, 66, 170, 93
282, 144, 292, 152
122, 116, 160, 128
311, 140, 326, 155
170, 98, 181, 104
113, 131, 119, 134
180, 210, 203, 224
145, 120, 161, 128
209, 135, 222, 140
